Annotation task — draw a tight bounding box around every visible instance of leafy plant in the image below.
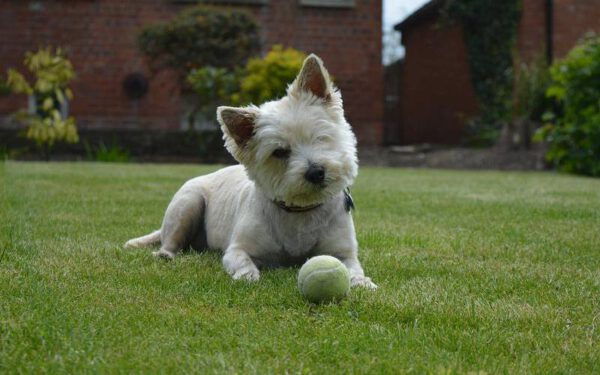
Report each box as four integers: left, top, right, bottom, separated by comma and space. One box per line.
512, 56, 550, 121
186, 66, 239, 125
495, 55, 551, 150
186, 45, 306, 128
0, 77, 10, 96
535, 35, 600, 176
232, 45, 306, 105
138, 6, 260, 76
84, 141, 131, 163
0, 145, 12, 161
6, 47, 78, 158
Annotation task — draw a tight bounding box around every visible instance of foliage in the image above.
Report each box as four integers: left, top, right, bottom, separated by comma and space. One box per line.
138, 6, 260, 76
186, 66, 239, 122
462, 118, 502, 147
0, 146, 13, 161
492, 55, 551, 151
512, 55, 551, 121
535, 35, 600, 176
186, 45, 305, 127
0, 77, 10, 96
443, 0, 522, 144
84, 141, 131, 163
232, 45, 306, 106
6, 47, 78, 155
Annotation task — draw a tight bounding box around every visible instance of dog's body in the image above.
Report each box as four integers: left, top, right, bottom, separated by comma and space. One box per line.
125, 54, 376, 288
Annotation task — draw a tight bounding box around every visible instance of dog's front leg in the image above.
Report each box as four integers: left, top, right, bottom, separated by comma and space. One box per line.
340, 256, 378, 289
316, 213, 378, 289
316, 242, 377, 289
222, 246, 260, 281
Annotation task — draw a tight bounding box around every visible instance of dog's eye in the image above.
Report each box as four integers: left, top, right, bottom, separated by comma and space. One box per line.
272, 148, 291, 159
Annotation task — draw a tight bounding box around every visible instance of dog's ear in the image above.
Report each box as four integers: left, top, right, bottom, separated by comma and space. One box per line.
290, 54, 333, 100
217, 106, 258, 147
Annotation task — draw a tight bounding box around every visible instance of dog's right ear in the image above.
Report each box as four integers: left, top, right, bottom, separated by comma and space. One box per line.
217, 106, 258, 147
289, 54, 333, 101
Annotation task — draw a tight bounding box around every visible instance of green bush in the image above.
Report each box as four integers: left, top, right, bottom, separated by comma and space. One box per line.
512, 56, 551, 122
232, 45, 306, 105
186, 45, 306, 110
6, 47, 78, 158
535, 35, 600, 176
185, 45, 305, 131
84, 141, 131, 163
186, 66, 239, 122
0, 77, 10, 96
138, 6, 260, 75
492, 55, 551, 150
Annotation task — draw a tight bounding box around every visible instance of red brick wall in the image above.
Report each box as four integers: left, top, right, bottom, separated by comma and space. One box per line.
398, 18, 479, 145
518, 0, 600, 62
517, 0, 548, 62
395, 0, 599, 145
0, 0, 383, 145
553, 0, 600, 58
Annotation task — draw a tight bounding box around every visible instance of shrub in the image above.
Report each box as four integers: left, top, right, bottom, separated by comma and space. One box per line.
186, 45, 305, 130
512, 56, 551, 122
535, 35, 600, 176
139, 6, 260, 131
186, 66, 239, 123
84, 141, 131, 163
138, 6, 260, 75
494, 55, 551, 150
0, 77, 10, 96
6, 47, 78, 157
232, 45, 306, 105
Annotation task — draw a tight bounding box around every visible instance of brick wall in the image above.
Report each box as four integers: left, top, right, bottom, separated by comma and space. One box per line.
0, 0, 383, 145
517, 0, 548, 61
397, 17, 479, 145
393, 0, 600, 145
553, 0, 600, 58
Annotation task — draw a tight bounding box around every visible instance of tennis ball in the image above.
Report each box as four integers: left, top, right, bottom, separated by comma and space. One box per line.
298, 255, 350, 303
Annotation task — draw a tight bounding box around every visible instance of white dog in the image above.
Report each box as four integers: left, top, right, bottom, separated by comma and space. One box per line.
125, 54, 376, 289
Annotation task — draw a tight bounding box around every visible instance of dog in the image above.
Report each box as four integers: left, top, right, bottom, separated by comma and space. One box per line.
125, 54, 376, 289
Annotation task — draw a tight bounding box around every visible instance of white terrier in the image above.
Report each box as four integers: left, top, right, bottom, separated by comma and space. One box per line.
125, 54, 377, 289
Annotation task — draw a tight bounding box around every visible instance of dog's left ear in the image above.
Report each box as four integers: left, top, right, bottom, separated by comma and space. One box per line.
217, 106, 258, 147
289, 54, 333, 100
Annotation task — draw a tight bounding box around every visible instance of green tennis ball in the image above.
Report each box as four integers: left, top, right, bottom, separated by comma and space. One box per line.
298, 255, 350, 303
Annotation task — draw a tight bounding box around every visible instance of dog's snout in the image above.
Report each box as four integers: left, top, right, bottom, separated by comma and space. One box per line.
305, 164, 325, 185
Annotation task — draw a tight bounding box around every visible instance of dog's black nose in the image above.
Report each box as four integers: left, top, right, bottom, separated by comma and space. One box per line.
305, 164, 325, 185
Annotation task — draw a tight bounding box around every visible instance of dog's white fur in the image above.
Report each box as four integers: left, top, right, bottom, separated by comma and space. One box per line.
125, 54, 376, 288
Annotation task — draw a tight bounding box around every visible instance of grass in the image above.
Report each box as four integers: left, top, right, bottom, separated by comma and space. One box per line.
1, 161, 599, 374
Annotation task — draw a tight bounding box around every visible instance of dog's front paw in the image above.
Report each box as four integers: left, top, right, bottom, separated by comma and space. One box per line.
231, 265, 260, 282
124, 239, 141, 249
152, 249, 175, 260
351, 276, 378, 289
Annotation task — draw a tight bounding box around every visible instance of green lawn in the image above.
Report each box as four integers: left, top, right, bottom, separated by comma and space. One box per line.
1, 162, 599, 374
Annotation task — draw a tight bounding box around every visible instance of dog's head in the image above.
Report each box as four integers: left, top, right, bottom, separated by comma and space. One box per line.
217, 54, 358, 208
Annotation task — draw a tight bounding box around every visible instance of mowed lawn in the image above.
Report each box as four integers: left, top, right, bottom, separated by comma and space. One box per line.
1, 161, 599, 374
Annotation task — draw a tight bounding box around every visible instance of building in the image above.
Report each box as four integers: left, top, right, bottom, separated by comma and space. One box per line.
388, 0, 600, 145
0, 0, 383, 149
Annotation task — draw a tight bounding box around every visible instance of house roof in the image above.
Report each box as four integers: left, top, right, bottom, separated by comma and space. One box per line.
394, 0, 444, 32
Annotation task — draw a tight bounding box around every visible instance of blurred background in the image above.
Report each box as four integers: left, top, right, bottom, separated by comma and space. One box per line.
1, 0, 599, 174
